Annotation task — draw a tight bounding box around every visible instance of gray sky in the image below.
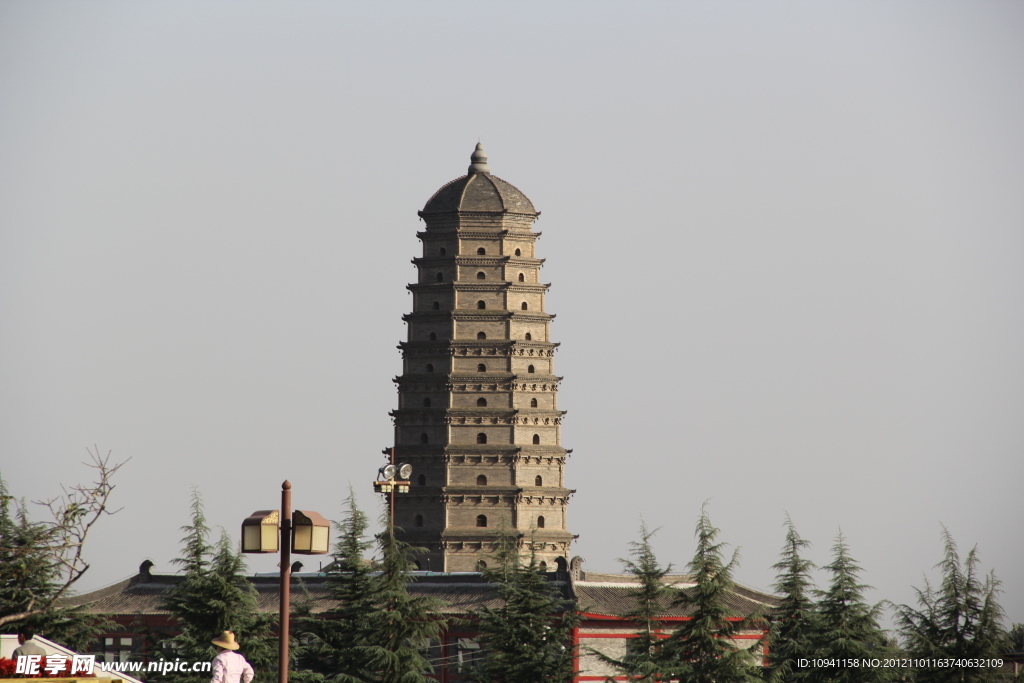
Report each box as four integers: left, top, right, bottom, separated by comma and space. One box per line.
2, 1, 1022, 630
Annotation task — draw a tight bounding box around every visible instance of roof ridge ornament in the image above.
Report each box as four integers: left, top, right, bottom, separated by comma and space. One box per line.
468, 142, 491, 175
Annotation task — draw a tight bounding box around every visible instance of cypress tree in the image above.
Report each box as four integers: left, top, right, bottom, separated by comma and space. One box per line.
765, 518, 817, 683
662, 507, 763, 683
161, 490, 275, 683
360, 514, 446, 683
471, 532, 579, 683
296, 489, 377, 683
593, 522, 673, 681
812, 532, 897, 683
897, 527, 1009, 683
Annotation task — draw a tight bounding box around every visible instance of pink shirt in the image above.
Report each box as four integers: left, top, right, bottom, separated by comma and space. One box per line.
211, 650, 254, 683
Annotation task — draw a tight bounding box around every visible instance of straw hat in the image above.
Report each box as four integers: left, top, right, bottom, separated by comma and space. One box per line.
212, 631, 240, 650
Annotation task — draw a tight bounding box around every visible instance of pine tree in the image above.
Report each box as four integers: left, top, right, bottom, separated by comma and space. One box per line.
470, 532, 579, 683
593, 522, 673, 681
360, 514, 446, 683
765, 518, 817, 683
160, 490, 276, 683
897, 527, 1009, 683
0, 474, 105, 651
295, 489, 377, 683
662, 507, 763, 683
812, 532, 897, 683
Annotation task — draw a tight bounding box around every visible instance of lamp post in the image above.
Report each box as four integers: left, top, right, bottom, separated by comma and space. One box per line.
241, 481, 329, 683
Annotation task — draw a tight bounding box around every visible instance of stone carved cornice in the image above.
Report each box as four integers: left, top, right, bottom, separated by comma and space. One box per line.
510, 454, 567, 466
445, 414, 563, 425
411, 256, 545, 267
398, 340, 559, 357
392, 377, 455, 391
392, 375, 563, 394
417, 230, 540, 241
444, 444, 568, 456
513, 493, 574, 506
403, 311, 554, 323
407, 282, 550, 293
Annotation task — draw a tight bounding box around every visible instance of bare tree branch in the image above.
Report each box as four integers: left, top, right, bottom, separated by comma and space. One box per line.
0, 447, 128, 629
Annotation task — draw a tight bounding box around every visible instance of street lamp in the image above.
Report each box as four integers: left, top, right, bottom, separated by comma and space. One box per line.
241, 481, 328, 683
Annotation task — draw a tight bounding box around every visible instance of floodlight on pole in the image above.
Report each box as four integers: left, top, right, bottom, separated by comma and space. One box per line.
374, 448, 413, 525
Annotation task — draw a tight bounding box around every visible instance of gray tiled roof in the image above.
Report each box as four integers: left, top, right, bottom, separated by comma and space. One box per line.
574, 581, 779, 619
422, 174, 536, 215
66, 571, 777, 619
66, 573, 513, 617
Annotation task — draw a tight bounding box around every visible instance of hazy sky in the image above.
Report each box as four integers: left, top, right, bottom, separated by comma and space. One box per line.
2, 1, 1022, 630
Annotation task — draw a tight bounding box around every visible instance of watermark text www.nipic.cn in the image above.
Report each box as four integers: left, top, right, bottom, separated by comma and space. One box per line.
798, 658, 1005, 670
15, 655, 212, 676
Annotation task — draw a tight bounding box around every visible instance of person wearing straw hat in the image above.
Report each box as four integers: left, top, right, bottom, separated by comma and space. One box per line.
210, 631, 254, 683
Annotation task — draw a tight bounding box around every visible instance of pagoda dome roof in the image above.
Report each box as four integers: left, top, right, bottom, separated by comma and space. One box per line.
421, 144, 536, 215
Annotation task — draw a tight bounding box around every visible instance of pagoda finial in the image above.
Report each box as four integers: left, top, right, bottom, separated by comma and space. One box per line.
468, 142, 490, 175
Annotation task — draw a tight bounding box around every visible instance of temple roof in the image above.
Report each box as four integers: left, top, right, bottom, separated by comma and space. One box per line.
421, 144, 537, 215
65, 565, 779, 619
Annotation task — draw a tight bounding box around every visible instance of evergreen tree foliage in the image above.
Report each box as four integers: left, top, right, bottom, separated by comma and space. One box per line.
359, 514, 446, 683
897, 527, 1009, 683
295, 489, 377, 683
592, 522, 673, 681
661, 507, 763, 683
0, 474, 105, 651
470, 532, 579, 683
160, 490, 275, 683
811, 532, 897, 683
765, 518, 817, 683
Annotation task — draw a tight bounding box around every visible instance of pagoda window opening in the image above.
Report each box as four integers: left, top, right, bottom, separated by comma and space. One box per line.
417, 474, 426, 486
415, 514, 424, 528
476, 515, 487, 528
476, 433, 487, 444
515, 248, 522, 256
477, 300, 486, 309
476, 474, 487, 486
477, 560, 488, 569
477, 272, 486, 280
426, 363, 434, 372
528, 365, 535, 373
477, 398, 487, 407
535, 475, 543, 486
423, 398, 431, 407
518, 273, 525, 282
532, 434, 540, 444
521, 302, 528, 310
537, 516, 546, 529
429, 332, 437, 340
420, 433, 429, 444
539, 561, 547, 570
477, 247, 486, 255
525, 332, 532, 340
436, 272, 443, 282
440, 247, 447, 255
432, 301, 440, 310
477, 331, 486, 339
530, 398, 538, 408
477, 363, 486, 372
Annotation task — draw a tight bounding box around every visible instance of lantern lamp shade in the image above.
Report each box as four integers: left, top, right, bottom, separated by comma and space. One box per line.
292, 509, 330, 555
241, 510, 280, 553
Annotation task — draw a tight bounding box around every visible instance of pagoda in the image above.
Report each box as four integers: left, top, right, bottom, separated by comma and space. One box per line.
390, 144, 574, 572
